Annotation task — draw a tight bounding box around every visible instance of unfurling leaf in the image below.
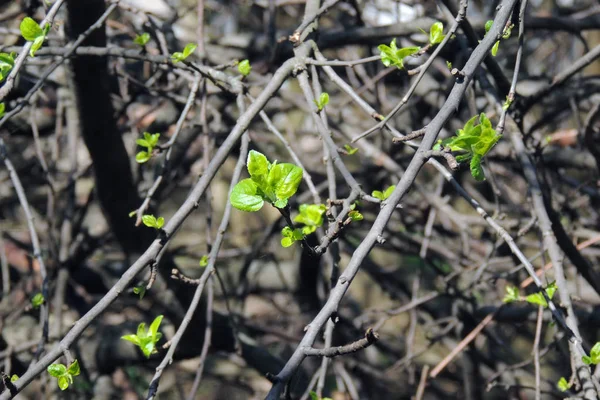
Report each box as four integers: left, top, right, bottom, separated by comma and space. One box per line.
429, 22, 445, 45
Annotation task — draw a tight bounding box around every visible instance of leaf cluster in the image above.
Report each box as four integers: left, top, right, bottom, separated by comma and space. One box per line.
171, 43, 196, 63
20, 17, 50, 57
141, 214, 165, 230
503, 282, 557, 308
583, 342, 600, 365
557, 377, 571, 392
372, 185, 395, 201
135, 132, 160, 163
378, 39, 420, 70
121, 315, 163, 358
230, 150, 303, 212
47, 360, 80, 391
294, 204, 327, 235
435, 113, 501, 181
281, 226, 304, 247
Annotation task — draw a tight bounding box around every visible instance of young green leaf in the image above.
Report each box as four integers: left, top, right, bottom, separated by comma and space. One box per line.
557, 377, 571, 392
31, 292, 44, 309
429, 22, 445, 45
491, 40, 500, 57
485, 20, 493, 34
348, 210, 363, 221
171, 43, 197, 63
0, 102, 6, 118
525, 282, 557, 307
378, 39, 420, 70
437, 113, 500, 181
57, 376, 69, 390
20, 17, 43, 41
47, 363, 67, 378
10, 375, 18, 383
0, 52, 15, 82
281, 226, 304, 247
136, 151, 151, 163
238, 59, 251, 76
121, 315, 163, 358
67, 360, 80, 377
230, 178, 264, 212
315, 92, 329, 111
142, 214, 157, 228
155, 217, 165, 229
199, 255, 209, 267
269, 163, 303, 204
294, 204, 326, 235
133, 285, 146, 299
134, 32, 150, 46
470, 153, 484, 181
502, 286, 520, 303
247, 150, 270, 179
343, 144, 358, 155
372, 185, 395, 200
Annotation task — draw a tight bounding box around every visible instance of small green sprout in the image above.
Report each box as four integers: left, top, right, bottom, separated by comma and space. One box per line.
525, 281, 557, 307
583, 342, 600, 365
434, 113, 501, 181
31, 292, 44, 309
281, 226, 304, 247
237, 59, 251, 76
314, 92, 329, 111
294, 204, 327, 235
429, 22, 446, 45
199, 255, 209, 267
446, 61, 453, 70
484, 20, 513, 57
0, 52, 15, 82
47, 360, 80, 391
502, 96, 512, 111
557, 377, 571, 392
0, 103, 5, 118
503, 282, 557, 308
10, 375, 18, 383
343, 144, 358, 155
348, 203, 363, 221
121, 315, 163, 358
141, 214, 165, 230
133, 286, 146, 299
20, 17, 50, 57
171, 43, 196, 63
135, 132, 160, 163
371, 185, 395, 201
230, 150, 303, 212
378, 39, 420, 70
134, 33, 150, 46
502, 286, 520, 304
